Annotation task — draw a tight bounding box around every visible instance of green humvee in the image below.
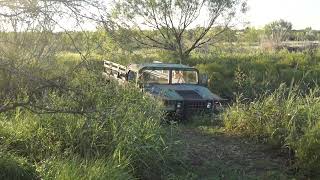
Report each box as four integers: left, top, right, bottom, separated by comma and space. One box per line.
103, 60, 223, 118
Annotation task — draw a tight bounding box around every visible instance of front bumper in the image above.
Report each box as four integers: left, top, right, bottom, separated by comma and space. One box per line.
164, 100, 219, 116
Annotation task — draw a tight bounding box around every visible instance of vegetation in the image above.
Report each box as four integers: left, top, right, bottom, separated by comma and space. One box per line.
111, 0, 247, 63
264, 19, 293, 43
196, 49, 320, 100
223, 85, 320, 175
0, 62, 173, 179
1, 0, 320, 179
0, 152, 38, 180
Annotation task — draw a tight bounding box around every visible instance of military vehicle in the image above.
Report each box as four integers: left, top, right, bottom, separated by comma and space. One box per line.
103, 60, 223, 119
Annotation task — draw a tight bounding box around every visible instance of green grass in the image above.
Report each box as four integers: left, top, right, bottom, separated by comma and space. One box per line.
223, 84, 320, 176
195, 49, 320, 100
2, 45, 320, 179
37, 157, 132, 180
0, 152, 38, 180
0, 68, 171, 179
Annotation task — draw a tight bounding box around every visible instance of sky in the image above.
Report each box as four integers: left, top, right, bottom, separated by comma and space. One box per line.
246, 0, 320, 29
2, 0, 319, 31
75, 0, 320, 31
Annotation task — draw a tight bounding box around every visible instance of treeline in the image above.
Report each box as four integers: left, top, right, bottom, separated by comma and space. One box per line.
229, 27, 320, 43
2, 22, 318, 60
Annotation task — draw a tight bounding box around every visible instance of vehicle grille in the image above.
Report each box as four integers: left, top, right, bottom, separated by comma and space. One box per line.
184, 101, 207, 110
175, 90, 203, 100
163, 100, 176, 106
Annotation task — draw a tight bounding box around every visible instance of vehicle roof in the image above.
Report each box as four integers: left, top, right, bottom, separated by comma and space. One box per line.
128, 63, 196, 71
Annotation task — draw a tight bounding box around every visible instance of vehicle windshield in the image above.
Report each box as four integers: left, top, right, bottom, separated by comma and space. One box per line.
140, 69, 198, 85
140, 69, 170, 84
172, 70, 198, 84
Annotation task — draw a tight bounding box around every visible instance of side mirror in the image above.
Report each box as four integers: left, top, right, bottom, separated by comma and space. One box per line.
199, 74, 209, 87
127, 71, 136, 82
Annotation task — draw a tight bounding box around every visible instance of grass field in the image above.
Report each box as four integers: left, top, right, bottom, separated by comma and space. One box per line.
2, 48, 320, 179
1, 0, 320, 178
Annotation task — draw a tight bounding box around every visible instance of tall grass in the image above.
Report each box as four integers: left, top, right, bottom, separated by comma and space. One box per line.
223, 84, 320, 174
37, 157, 132, 180
0, 152, 38, 180
195, 49, 320, 100
0, 64, 172, 179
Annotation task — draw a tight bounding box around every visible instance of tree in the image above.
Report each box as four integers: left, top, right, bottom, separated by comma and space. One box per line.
264, 19, 292, 43
305, 27, 317, 41
110, 0, 247, 63
0, 0, 105, 113
242, 27, 262, 43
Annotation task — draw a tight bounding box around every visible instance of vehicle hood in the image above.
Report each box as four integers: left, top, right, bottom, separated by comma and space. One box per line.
144, 84, 223, 101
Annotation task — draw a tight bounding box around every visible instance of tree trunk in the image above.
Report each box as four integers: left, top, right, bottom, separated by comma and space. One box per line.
178, 52, 189, 65
178, 51, 184, 64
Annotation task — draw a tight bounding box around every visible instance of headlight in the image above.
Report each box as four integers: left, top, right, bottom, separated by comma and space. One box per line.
207, 102, 212, 109
176, 102, 182, 108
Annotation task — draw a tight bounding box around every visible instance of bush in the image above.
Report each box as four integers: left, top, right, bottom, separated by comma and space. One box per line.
0, 152, 38, 180
0, 68, 169, 179
295, 122, 320, 172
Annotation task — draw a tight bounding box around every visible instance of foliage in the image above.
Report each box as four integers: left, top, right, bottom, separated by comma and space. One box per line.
223, 84, 320, 174
241, 27, 262, 43
260, 19, 293, 50
0, 53, 177, 179
0, 152, 38, 180
37, 157, 132, 180
264, 19, 293, 43
1, 1, 320, 177
112, 0, 247, 62
195, 50, 320, 100
0, 3, 180, 177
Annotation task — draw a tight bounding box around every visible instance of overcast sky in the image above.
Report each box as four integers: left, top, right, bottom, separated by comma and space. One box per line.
15, 0, 318, 31
53, 0, 320, 31
246, 0, 320, 29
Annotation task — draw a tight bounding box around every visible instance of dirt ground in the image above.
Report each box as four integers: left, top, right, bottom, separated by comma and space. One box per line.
174, 125, 293, 179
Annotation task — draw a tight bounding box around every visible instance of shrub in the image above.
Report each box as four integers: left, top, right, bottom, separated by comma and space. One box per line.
0, 68, 169, 179
0, 152, 38, 180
